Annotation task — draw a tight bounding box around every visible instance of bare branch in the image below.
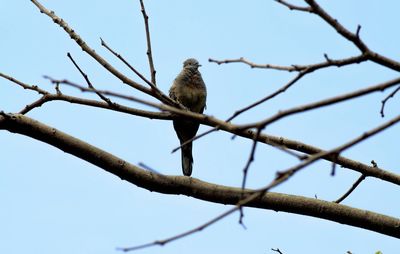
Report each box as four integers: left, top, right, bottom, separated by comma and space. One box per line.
271, 248, 284, 254
121, 112, 400, 251
274, 0, 400, 72
209, 54, 367, 72
229, 72, 305, 119
0, 72, 48, 95
19, 95, 49, 114
380, 85, 400, 117
118, 207, 237, 252
100, 38, 153, 88
67, 52, 113, 105
42, 77, 176, 114
241, 128, 262, 190
170, 72, 310, 160
209, 57, 296, 71
304, 0, 369, 52
0, 72, 52, 114
275, 0, 312, 12
334, 174, 366, 204
1, 72, 169, 119
1, 113, 400, 240
3, 73, 400, 186
240, 76, 400, 129
260, 113, 400, 196
30, 0, 150, 93
139, 0, 157, 85
302, 0, 400, 72
209, 54, 368, 119
30, 0, 177, 107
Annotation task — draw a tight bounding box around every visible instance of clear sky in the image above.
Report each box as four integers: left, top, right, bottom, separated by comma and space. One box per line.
1, 1, 400, 253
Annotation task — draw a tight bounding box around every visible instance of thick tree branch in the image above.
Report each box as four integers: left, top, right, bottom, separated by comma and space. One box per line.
1, 113, 399, 239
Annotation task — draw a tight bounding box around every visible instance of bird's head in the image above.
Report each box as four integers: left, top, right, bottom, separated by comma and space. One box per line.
183, 58, 201, 70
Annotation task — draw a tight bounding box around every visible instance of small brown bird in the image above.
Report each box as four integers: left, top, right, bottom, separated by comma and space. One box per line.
169, 58, 207, 176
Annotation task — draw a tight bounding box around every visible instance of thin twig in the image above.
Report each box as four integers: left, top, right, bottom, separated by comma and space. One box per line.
238, 127, 262, 227
171, 127, 217, 153
334, 160, 376, 204
334, 174, 366, 204
275, 0, 311, 12
100, 38, 153, 88
139, 0, 157, 86
229, 71, 306, 119
0, 72, 48, 95
380, 85, 400, 117
241, 128, 262, 190
138, 162, 161, 174
0, 72, 51, 114
67, 52, 113, 105
271, 248, 284, 254
209, 57, 296, 71
118, 204, 238, 252
19, 96, 49, 114
209, 54, 367, 72
330, 153, 339, 176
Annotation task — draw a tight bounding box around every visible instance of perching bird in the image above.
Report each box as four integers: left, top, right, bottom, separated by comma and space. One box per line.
169, 58, 207, 176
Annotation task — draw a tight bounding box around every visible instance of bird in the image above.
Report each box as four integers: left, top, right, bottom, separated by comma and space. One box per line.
169, 58, 207, 176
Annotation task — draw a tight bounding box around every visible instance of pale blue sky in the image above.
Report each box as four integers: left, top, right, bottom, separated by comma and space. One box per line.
1, 1, 400, 253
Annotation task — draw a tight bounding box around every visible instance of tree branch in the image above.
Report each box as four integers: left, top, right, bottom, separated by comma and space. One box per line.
30, 0, 176, 107
293, 0, 400, 72
139, 0, 157, 86
2, 73, 400, 186
240, 76, 400, 129
1, 113, 399, 239
209, 54, 368, 72
380, 85, 400, 117
66, 52, 113, 105
334, 174, 366, 204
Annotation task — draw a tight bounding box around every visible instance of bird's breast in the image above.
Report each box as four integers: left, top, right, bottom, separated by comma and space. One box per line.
177, 85, 206, 113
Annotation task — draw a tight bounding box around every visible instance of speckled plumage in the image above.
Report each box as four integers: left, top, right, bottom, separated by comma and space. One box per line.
169, 58, 207, 176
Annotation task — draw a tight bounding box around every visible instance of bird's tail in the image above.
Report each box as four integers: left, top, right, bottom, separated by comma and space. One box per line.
181, 142, 193, 176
